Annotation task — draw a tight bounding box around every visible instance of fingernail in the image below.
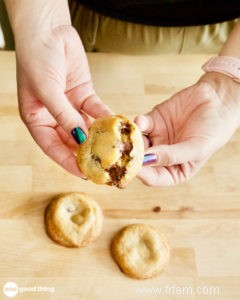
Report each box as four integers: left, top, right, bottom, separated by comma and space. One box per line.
71, 127, 86, 144
142, 133, 153, 147
143, 153, 157, 165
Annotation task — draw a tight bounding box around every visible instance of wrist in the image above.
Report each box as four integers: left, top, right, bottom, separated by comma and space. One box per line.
199, 72, 240, 126
4, 0, 71, 44
199, 71, 240, 102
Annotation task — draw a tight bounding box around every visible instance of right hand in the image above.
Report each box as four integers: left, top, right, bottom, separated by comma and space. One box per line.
135, 73, 240, 186
16, 25, 112, 177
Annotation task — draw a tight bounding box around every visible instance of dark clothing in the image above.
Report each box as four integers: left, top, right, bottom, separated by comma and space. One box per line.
75, 0, 240, 26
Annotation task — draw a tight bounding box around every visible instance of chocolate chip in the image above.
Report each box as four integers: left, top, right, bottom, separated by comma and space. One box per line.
92, 154, 101, 164
153, 206, 161, 213
120, 123, 131, 135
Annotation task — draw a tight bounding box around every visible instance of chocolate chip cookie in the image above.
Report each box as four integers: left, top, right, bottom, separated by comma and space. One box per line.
77, 115, 144, 188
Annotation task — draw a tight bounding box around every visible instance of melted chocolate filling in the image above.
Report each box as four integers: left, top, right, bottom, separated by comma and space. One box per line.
108, 165, 127, 186
123, 142, 133, 154
115, 141, 133, 154
107, 121, 133, 188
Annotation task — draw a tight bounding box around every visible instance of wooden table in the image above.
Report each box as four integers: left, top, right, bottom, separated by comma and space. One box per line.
0, 51, 240, 300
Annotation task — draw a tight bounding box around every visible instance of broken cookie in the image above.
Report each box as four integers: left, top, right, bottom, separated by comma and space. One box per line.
77, 115, 144, 188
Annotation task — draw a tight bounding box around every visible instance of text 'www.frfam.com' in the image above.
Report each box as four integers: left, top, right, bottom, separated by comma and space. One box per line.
134, 285, 220, 296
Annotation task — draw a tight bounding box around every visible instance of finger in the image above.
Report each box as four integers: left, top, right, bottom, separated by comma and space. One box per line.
138, 160, 204, 187
135, 102, 173, 144
39, 86, 88, 144
79, 110, 92, 129
67, 81, 113, 118
143, 140, 209, 167
135, 115, 154, 134
55, 125, 78, 153
138, 166, 175, 186
142, 134, 153, 149
30, 124, 85, 177
82, 93, 114, 118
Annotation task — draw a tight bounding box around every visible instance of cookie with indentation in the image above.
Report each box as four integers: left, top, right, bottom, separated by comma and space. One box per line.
111, 224, 170, 279
45, 193, 103, 247
77, 115, 144, 188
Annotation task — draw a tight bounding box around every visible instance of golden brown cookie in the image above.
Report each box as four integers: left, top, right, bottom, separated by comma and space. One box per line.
45, 193, 103, 248
77, 115, 144, 188
111, 224, 170, 279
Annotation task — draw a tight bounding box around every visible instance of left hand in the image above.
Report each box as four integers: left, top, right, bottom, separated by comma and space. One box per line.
16, 25, 112, 177
135, 72, 240, 186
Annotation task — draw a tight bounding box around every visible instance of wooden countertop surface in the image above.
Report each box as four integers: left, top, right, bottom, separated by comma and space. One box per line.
0, 51, 240, 300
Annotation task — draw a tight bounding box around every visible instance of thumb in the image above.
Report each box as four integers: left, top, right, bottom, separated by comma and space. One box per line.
41, 87, 88, 144
143, 140, 208, 166
135, 115, 154, 134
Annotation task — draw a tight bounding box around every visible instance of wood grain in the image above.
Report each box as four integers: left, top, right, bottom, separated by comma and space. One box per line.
0, 51, 240, 300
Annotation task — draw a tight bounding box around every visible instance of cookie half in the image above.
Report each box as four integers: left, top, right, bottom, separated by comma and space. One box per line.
77, 115, 144, 188
111, 224, 170, 279
45, 193, 103, 247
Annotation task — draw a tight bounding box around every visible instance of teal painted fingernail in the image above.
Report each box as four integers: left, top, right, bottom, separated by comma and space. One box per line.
143, 153, 157, 165
71, 127, 86, 144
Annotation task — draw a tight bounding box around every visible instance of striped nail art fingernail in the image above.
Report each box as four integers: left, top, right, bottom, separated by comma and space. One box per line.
143, 153, 157, 165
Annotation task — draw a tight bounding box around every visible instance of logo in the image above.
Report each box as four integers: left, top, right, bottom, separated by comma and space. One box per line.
3, 282, 18, 298
2, 281, 55, 298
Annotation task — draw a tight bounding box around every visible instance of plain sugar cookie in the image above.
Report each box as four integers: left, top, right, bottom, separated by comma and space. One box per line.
111, 223, 170, 279
45, 193, 103, 247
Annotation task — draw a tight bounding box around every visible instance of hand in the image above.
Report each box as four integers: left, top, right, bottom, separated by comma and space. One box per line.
16, 25, 112, 177
135, 72, 240, 186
